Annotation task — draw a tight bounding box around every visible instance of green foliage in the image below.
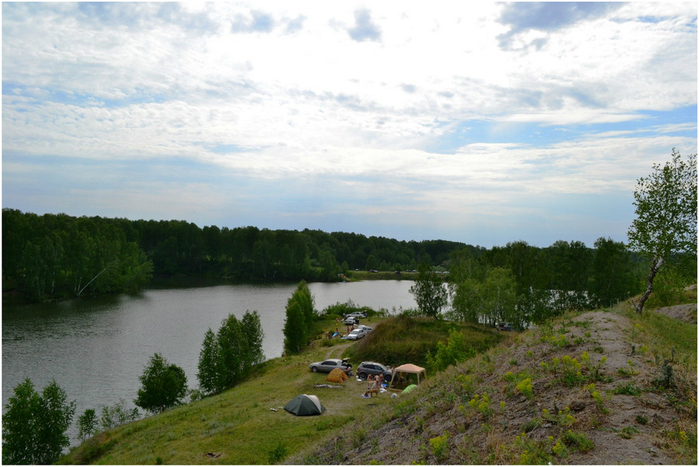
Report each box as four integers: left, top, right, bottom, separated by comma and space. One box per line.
429, 433, 449, 461
100, 399, 139, 430
283, 281, 316, 355
645, 264, 688, 309
77, 408, 99, 442
409, 262, 448, 318
541, 407, 576, 427
198, 311, 265, 394
2, 210, 154, 302
560, 430, 594, 452
451, 266, 521, 328
628, 149, 697, 313
612, 382, 642, 396
590, 237, 639, 307
2, 378, 76, 465
513, 432, 553, 464
134, 353, 188, 414
346, 315, 502, 368
241, 310, 265, 370
426, 328, 476, 373
515, 378, 534, 399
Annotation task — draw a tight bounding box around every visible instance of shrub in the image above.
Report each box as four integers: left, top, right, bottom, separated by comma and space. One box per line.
100, 399, 139, 430
135, 353, 188, 414
429, 433, 449, 461
515, 378, 534, 399
561, 430, 594, 452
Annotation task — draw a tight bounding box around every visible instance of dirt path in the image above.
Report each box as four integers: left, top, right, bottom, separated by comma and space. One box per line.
324, 342, 353, 360
296, 308, 696, 465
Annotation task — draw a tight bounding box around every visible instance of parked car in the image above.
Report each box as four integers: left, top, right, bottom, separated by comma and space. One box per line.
497, 322, 513, 331
309, 358, 352, 375
343, 316, 359, 325
345, 311, 367, 319
356, 362, 392, 382
345, 328, 366, 340
356, 324, 373, 333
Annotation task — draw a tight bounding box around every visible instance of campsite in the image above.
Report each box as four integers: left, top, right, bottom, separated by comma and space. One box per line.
60, 312, 458, 464
59, 294, 697, 465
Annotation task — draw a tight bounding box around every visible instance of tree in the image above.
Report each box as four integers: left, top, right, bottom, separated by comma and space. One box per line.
628, 149, 697, 313
217, 314, 246, 388
590, 237, 639, 307
2, 378, 76, 465
409, 262, 448, 319
283, 281, 316, 354
197, 311, 265, 395
283, 296, 308, 355
197, 328, 223, 394
451, 267, 518, 327
77, 409, 99, 442
241, 310, 265, 371
134, 353, 187, 414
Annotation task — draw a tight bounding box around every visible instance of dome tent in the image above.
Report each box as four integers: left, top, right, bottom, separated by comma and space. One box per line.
284, 394, 326, 416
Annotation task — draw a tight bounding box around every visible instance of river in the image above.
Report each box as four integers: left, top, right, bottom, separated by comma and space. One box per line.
2, 280, 415, 443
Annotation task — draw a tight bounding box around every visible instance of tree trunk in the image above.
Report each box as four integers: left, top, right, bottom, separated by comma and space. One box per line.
634, 257, 664, 314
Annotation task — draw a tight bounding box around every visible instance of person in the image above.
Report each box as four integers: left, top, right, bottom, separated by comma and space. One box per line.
363, 375, 379, 398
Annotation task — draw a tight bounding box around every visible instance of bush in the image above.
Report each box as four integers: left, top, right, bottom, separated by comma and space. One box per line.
426, 328, 476, 372
100, 399, 139, 430
135, 353, 188, 414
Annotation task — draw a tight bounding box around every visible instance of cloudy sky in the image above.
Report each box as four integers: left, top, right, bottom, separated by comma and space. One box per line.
3, 2, 696, 248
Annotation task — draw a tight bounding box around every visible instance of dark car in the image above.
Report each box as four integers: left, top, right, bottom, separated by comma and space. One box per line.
309, 358, 353, 375
356, 361, 392, 382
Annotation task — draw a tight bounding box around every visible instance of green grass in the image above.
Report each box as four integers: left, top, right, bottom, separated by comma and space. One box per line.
60, 314, 492, 465
345, 315, 503, 368
60, 345, 382, 464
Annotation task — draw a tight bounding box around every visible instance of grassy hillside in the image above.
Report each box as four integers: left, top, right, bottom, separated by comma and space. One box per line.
58, 315, 502, 464
293, 294, 697, 465
59, 290, 696, 465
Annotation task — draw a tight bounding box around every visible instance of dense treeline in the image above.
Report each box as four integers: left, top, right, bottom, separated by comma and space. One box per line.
6, 208, 693, 309
3, 209, 153, 302
2, 208, 472, 302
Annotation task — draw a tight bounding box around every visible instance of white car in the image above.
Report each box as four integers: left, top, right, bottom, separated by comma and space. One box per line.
345, 329, 366, 340
356, 325, 373, 333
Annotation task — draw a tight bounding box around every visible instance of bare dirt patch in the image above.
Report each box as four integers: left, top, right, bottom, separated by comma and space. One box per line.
653, 303, 697, 324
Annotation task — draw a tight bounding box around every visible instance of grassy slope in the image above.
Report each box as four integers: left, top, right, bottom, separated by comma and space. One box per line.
60, 292, 696, 465
59, 316, 501, 465
293, 293, 697, 465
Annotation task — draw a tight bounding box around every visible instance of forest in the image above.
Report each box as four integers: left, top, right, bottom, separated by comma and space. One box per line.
3, 207, 693, 307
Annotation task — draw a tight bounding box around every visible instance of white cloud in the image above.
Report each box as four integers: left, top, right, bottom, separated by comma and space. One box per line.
2, 2, 696, 245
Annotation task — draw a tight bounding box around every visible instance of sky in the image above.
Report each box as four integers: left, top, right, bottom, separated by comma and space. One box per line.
2, 2, 697, 248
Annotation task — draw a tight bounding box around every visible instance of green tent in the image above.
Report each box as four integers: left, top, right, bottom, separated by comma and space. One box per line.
284, 394, 326, 416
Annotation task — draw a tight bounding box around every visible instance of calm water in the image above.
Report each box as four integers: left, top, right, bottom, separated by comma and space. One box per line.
2, 280, 415, 443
